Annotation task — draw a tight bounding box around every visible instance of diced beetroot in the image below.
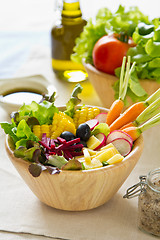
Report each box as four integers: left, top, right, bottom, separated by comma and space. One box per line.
50, 139, 55, 149
39, 140, 51, 151
65, 138, 81, 146
63, 150, 73, 160
49, 151, 56, 155
71, 151, 83, 156
57, 137, 67, 144
54, 139, 59, 144
64, 143, 84, 150
39, 136, 83, 161
55, 144, 64, 151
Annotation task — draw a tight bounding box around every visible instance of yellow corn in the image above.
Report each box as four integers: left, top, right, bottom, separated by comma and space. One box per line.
33, 124, 52, 139
73, 106, 100, 128
51, 111, 76, 139
33, 125, 42, 139
33, 111, 76, 140
41, 125, 50, 138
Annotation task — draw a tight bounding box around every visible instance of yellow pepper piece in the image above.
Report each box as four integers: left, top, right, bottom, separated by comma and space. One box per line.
94, 148, 116, 163
100, 143, 119, 154
107, 154, 124, 164
86, 135, 101, 150
83, 148, 91, 164
86, 148, 97, 156
83, 158, 103, 170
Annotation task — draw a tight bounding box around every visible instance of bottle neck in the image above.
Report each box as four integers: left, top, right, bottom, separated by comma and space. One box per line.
62, 0, 82, 19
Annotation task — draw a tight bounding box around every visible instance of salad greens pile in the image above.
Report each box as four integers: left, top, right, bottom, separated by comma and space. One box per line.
71, 5, 160, 103
1, 84, 83, 177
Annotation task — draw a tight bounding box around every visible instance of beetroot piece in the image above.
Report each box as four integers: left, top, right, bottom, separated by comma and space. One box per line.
39, 134, 83, 160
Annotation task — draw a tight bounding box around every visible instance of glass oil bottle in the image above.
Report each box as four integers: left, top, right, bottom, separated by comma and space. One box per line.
51, 0, 87, 82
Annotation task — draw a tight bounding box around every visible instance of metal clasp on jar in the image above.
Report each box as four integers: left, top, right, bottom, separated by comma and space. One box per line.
123, 175, 147, 199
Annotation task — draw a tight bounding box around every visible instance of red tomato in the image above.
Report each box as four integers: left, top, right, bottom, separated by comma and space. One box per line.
92, 34, 135, 75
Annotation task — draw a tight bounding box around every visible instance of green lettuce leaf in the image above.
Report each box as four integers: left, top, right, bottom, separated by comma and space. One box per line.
129, 70, 148, 98
64, 83, 83, 117
71, 5, 149, 65
145, 39, 160, 57
91, 123, 110, 137
0, 122, 18, 143
48, 155, 68, 169
19, 101, 58, 125
15, 119, 39, 148
71, 5, 155, 102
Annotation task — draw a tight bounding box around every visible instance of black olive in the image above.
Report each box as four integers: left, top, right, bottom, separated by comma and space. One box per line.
76, 123, 91, 141
79, 140, 87, 147
60, 131, 76, 141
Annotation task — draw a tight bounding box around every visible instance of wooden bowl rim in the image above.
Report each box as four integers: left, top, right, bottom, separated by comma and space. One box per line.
83, 61, 158, 83
83, 61, 117, 79
5, 105, 144, 175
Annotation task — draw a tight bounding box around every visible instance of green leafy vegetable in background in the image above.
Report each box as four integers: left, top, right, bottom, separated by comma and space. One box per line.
128, 22, 160, 82
71, 5, 149, 65
71, 5, 160, 102
64, 83, 83, 117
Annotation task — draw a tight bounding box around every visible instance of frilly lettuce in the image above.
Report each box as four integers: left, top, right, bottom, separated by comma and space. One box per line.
71, 5, 149, 65
127, 19, 160, 83
71, 5, 160, 102
19, 100, 59, 125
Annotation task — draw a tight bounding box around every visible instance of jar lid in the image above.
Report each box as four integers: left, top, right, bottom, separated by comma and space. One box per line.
147, 168, 160, 193
123, 167, 160, 199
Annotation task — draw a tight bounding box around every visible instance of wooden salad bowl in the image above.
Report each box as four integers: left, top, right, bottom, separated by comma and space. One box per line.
5, 106, 144, 211
84, 62, 160, 108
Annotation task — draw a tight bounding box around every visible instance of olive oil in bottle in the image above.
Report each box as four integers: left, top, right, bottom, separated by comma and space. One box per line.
51, 0, 87, 82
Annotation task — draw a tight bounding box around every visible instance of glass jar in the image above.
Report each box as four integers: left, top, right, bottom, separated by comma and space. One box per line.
124, 168, 160, 237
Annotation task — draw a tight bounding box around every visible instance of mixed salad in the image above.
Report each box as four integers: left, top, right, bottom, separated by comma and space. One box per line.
1, 84, 124, 177
71, 5, 160, 103
1, 59, 160, 178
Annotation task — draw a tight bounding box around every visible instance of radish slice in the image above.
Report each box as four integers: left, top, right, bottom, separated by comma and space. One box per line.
85, 119, 99, 130
106, 130, 133, 145
94, 133, 107, 150
95, 113, 108, 123
110, 138, 132, 156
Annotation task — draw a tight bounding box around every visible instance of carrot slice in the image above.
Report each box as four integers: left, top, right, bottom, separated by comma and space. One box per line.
106, 99, 124, 126
122, 112, 160, 141
109, 102, 146, 132
122, 127, 141, 141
